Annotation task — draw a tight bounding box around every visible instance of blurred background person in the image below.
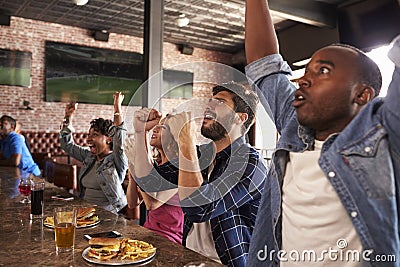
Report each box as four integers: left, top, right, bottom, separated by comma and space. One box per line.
14, 120, 30, 152
0, 115, 40, 176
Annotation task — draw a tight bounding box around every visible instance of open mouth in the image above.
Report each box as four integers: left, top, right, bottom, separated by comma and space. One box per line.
203, 110, 216, 121
293, 92, 306, 108
88, 144, 97, 154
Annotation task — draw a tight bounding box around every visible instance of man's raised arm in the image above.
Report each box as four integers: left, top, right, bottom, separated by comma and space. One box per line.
245, 0, 279, 64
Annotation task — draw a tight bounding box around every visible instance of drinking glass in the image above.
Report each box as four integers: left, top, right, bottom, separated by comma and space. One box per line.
30, 180, 45, 220
54, 207, 77, 254
18, 177, 32, 204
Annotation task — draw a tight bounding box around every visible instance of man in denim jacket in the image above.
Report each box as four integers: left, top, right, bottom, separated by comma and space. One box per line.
245, 0, 400, 266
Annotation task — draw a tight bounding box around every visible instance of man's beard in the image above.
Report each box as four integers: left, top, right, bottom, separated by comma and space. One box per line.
201, 112, 235, 141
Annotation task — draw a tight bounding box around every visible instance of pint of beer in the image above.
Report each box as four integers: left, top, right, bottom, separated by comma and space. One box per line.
54, 207, 77, 254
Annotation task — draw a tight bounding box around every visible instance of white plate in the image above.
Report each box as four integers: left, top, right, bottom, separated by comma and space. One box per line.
43, 217, 101, 229
82, 247, 156, 265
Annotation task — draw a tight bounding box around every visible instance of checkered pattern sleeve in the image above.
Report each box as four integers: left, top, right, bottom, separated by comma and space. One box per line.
135, 158, 179, 192
181, 144, 267, 222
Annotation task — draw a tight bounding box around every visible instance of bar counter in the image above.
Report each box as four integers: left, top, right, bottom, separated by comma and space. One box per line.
0, 167, 223, 266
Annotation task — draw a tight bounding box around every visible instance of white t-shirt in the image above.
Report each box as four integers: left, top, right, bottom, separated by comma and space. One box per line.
281, 140, 362, 266
186, 221, 221, 263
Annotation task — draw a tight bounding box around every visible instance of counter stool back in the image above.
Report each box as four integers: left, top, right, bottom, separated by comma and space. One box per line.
45, 161, 78, 193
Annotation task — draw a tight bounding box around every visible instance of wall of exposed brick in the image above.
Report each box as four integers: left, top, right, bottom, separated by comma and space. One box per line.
0, 16, 234, 133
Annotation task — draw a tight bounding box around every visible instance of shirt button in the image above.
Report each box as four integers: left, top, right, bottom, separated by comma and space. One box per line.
328, 171, 336, 178
364, 147, 372, 153
351, 211, 358, 217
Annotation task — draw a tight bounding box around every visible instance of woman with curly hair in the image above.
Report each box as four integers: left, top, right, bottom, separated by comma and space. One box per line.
60, 92, 128, 214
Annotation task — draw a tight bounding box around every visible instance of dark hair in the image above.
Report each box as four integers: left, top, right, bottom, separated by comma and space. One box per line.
89, 118, 113, 148
212, 82, 259, 134
330, 43, 382, 97
0, 115, 16, 129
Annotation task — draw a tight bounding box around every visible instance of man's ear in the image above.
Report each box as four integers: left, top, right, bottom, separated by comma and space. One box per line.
355, 86, 375, 105
236, 113, 248, 124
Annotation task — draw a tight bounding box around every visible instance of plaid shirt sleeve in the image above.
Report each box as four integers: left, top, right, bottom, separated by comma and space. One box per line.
135, 158, 179, 192
181, 143, 267, 222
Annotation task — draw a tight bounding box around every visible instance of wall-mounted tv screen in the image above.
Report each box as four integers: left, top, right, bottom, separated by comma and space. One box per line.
45, 41, 144, 106
0, 48, 31, 87
45, 41, 194, 106
163, 69, 193, 98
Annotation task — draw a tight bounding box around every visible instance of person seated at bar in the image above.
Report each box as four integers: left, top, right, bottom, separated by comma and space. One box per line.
244, 0, 400, 266
126, 112, 184, 244
14, 120, 30, 152
0, 115, 41, 176
134, 82, 268, 266
59, 92, 128, 214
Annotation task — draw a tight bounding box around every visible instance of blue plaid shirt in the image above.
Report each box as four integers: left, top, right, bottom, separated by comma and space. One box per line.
136, 137, 267, 266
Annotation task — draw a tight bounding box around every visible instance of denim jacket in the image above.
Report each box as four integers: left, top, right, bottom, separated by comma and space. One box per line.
245, 46, 400, 266
60, 123, 128, 213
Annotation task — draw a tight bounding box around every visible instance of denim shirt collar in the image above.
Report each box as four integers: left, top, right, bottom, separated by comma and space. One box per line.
298, 125, 315, 150
296, 125, 339, 152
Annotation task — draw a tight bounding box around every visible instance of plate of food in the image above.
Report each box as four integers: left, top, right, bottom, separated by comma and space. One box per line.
82, 237, 156, 265
43, 207, 100, 229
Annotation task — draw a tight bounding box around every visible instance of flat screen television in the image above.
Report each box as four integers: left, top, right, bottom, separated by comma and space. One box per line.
45, 42, 194, 106
163, 69, 193, 98
45, 41, 144, 106
0, 48, 31, 87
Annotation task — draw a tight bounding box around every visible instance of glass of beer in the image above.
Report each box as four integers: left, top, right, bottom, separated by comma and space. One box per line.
54, 207, 77, 254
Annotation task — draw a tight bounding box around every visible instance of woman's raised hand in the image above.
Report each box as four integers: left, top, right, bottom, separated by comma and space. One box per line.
133, 108, 161, 133
65, 102, 78, 117
113, 91, 124, 109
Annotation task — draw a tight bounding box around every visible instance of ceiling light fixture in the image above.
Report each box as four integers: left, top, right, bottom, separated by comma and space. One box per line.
72, 0, 89, 6
176, 14, 189, 27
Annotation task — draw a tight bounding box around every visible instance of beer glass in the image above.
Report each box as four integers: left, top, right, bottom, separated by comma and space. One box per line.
54, 207, 77, 254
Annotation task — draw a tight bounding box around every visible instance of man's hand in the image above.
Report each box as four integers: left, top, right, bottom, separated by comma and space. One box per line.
168, 112, 200, 174
133, 108, 161, 133
166, 112, 194, 143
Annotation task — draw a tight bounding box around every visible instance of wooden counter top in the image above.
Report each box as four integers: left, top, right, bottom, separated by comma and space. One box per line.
0, 167, 223, 266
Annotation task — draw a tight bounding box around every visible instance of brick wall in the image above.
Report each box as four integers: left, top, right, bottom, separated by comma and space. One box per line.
0, 16, 234, 133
